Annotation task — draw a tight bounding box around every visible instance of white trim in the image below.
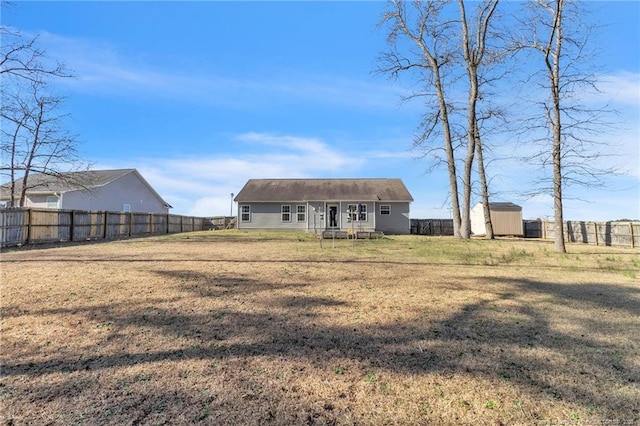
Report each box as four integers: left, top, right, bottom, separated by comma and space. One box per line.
241, 204, 251, 222
281, 204, 291, 222
296, 204, 306, 223
46, 195, 59, 209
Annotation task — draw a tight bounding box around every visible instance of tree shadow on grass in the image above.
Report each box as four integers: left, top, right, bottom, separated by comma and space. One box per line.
507, 277, 640, 314
3, 271, 639, 423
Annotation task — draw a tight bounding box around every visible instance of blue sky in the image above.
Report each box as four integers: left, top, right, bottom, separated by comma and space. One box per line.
3, 1, 639, 220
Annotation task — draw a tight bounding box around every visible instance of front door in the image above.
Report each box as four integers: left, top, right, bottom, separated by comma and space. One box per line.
327, 204, 339, 228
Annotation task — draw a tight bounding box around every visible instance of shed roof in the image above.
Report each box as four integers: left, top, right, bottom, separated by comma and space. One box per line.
487, 202, 522, 212
235, 179, 414, 202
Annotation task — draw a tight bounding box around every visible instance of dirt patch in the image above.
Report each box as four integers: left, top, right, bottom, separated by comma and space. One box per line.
1, 232, 638, 424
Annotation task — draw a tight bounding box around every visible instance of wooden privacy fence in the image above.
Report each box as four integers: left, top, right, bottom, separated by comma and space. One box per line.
411, 218, 638, 248
0, 208, 213, 248
541, 220, 639, 248
209, 216, 237, 230
410, 219, 455, 236
412, 218, 543, 238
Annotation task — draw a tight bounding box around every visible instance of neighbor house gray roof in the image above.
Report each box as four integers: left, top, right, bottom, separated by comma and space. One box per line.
235, 179, 414, 202
1, 169, 136, 194
0, 169, 171, 207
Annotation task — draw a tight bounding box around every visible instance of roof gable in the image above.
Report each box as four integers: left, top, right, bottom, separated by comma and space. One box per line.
235, 179, 414, 202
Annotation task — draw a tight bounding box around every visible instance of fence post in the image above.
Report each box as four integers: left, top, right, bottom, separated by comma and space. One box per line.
593, 222, 598, 246
25, 208, 32, 245
70, 210, 75, 242
103, 211, 108, 239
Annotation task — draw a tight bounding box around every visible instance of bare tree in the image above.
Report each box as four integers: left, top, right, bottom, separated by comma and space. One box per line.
1, 83, 31, 206
513, 0, 614, 252
378, 0, 464, 238
1, 27, 70, 81
1, 27, 87, 207
542, 0, 567, 253
457, 0, 499, 239
378, 0, 505, 239
1, 78, 83, 207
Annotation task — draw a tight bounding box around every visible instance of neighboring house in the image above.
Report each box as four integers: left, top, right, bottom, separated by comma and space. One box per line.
470, 202, 524, 236
234, 178, 414, 234
0, 169, 172, 213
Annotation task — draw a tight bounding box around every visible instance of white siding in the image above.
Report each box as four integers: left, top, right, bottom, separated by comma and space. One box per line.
471, 203, 486, 235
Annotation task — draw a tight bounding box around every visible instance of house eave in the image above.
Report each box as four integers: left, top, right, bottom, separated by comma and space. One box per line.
236, 199, 413, 203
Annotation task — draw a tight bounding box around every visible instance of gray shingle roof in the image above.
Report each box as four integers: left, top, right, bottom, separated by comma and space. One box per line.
1, 169, 137, 194
0, 169, 171, 208
234, 179, 414, 202
488, 202, 522, 212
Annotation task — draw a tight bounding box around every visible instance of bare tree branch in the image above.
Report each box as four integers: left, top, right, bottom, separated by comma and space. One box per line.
1, 27, 90, 207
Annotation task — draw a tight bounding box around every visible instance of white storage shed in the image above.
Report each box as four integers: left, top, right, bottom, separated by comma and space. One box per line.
471, 202, 524, 237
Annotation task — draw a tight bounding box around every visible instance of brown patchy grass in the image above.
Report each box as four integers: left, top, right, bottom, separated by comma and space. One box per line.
1, 231, 639, 425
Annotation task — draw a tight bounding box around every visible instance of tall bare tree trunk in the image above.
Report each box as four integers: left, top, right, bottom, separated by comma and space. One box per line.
8, 116, 23, 207
544, 0, 566, 253
19, 100, 44, 207
458, 0, 498, 239
475, 121, 494, 239
460, 87, 476, 239
433, 66, 463, 239
380, 0, 463, 238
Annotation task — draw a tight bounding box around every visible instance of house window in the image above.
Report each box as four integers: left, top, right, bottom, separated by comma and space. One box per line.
347, 204, 358, 222
123, 204, 131, 212
296, 205, 306, 222
241, 205, 251, 222
380, 205, 391, 215
358, 204, 367, 221
46, 196, 59, 209
281, 205, 291, 222
347, 204, 367, 221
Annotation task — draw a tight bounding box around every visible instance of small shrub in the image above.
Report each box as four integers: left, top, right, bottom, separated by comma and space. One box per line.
364, 373, 377, 384
485, 401, 498, 409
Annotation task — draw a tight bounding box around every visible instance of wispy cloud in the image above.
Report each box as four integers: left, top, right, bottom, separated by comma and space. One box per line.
97, 132, 367, 216
597, 71, 640, 106
34, 31, 408, 111
235, 132, 358, 169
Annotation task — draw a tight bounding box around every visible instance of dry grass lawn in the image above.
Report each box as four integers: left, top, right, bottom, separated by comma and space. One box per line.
1, 231, 639, 425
